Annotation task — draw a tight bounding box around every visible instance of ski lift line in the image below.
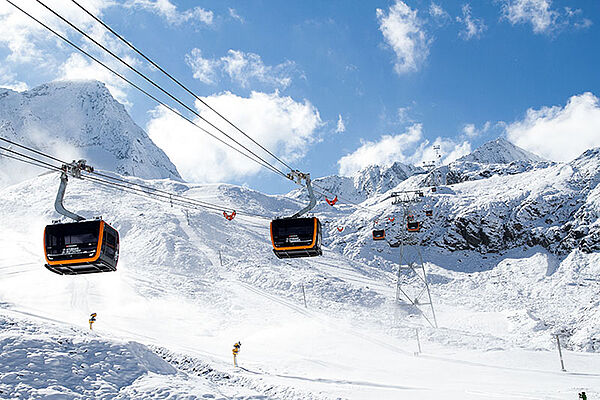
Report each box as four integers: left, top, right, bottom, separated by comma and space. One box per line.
82, 173, 269, 218
0, 141, 269, 219
88, 169, 239, 212
0, 136, 67, 165
0, 150, 63, 172
31, 0, 291, 182
83, 173, 269, 219
81, 174, 270, 220
0, 145, 63, 172
5, 1, 286, 181
81, 175, 229, 216
68, 0, 295, 174
8, 0, 374, 214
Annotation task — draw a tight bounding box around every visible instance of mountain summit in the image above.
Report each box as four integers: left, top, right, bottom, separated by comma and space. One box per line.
0, 80, 180, 181
457, 138, 545, 164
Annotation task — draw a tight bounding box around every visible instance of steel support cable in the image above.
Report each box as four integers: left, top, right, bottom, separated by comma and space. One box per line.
0, 145, 63, 172
6, 0, 373, 218
82, 174, 271, 220
312, 182, 379, 216
32, 0, 291, 181
0, 149, 62, 172
5, 0, 285, 180
82, 173, 270, 218
0, 136, 67, 165
68, 0, 375, 217
0, 141, 269, 219
89, 169, 237, 212
69, 0, 295, 174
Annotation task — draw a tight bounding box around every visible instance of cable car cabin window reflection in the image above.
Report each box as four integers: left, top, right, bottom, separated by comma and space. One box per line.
372, 229, 385, 241
44, 220, 119, 275
271, 217, 322, 259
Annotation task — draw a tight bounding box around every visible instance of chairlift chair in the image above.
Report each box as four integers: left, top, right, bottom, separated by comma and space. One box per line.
425, 210, 433, 217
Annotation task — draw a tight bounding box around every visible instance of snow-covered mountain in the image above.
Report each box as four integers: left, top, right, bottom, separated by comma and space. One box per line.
291, 161, 423, 204
0, 80, 180, 184
1, 126, 600, 398
457, 137, 544, 164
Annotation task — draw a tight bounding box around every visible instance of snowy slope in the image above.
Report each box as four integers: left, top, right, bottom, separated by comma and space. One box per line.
0, 80, 180, 185
0, 166, 599, 398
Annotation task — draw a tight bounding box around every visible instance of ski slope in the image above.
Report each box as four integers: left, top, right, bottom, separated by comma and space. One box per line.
0, 171, 598, 399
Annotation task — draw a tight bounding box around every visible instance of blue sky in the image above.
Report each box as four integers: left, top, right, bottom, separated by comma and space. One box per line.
1, 0, 599, 193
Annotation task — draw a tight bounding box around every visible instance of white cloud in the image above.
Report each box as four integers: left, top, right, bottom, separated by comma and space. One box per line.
376, 1, 430, 75
457, 4, 487, 40
337, 124, 471, 175
499, 0, 590, 34
429, 2, 450, 25
124, 0, 213, 25
221, 50, 294, 89
147, 91, 322, 183
0, 65, 28, 91
0, 1, 140, 103
462, 121, 491, 138
335, 114, 345, 133
228, 7, 244, 23
500, 0, 557, 33
184, 48, 219, 85
185, 49, 296, 89
506, 92, 600, 162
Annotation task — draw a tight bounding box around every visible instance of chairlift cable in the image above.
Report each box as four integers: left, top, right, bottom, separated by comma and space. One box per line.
5, 0, 286, 180
6, 1, 390, 218
32, 0, 291, 181
69, 0, 295, 173
0, 141, 270, 219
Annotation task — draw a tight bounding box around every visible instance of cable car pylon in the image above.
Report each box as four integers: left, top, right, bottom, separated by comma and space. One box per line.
270, 170, 322, 259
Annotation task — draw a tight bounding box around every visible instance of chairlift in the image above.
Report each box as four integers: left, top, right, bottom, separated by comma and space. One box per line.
325, 196, 338, 206
372, 229, 386, 241
271, 171, 322, 259
425, 210, 433, 217
43, 160, 119, 275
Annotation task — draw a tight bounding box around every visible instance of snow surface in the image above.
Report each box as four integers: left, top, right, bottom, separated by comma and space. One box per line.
0, 81, 181, 186
0, 168, 598, 399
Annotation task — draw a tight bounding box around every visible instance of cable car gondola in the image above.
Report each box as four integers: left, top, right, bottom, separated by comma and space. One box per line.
271, 217, 322, 258
44, 219, 119, 275
372, 229, 386, 241
407, 221, 421, 232
43, 160, 120, 275
271, 171, 322, 259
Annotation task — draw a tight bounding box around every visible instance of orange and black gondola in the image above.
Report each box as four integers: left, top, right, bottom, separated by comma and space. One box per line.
270, 217, 322, 259
372, 229, 386, 241
44, 219, 119, 275
407, 221, 421, 232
